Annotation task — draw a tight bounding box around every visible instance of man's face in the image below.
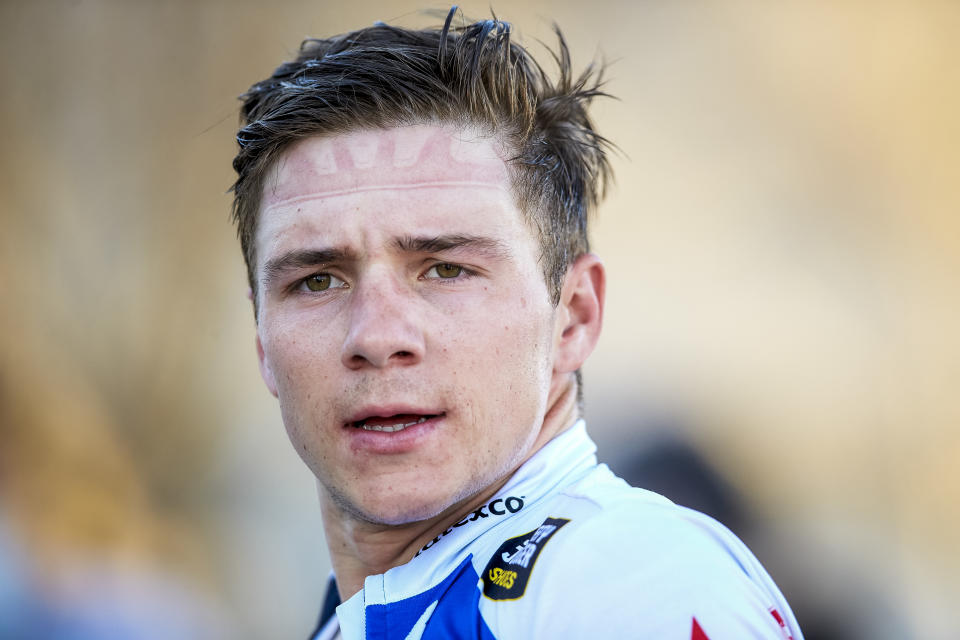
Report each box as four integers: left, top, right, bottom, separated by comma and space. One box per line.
254, 124, 561, 525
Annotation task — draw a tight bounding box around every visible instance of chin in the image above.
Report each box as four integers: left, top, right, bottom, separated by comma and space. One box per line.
331, 487, 460, 527
363, 501, 453, 527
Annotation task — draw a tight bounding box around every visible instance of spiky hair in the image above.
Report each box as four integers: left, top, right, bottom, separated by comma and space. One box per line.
232, 7, 613, 311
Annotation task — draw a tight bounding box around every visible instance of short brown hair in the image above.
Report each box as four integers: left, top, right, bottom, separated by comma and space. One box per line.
232, 8, 612, 312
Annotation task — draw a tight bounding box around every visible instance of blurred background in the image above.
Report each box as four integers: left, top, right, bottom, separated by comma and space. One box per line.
1, 0, 957, 638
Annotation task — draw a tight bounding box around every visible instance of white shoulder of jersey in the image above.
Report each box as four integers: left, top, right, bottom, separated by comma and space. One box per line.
494, 464, 802, 639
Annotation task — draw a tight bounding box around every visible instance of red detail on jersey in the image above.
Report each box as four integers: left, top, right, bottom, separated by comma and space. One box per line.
691, 617, 711, 640
769, 608, 794, 640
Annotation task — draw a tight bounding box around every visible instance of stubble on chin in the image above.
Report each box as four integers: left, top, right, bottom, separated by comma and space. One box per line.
319, 475, 470, 528
318, 435, 533, 531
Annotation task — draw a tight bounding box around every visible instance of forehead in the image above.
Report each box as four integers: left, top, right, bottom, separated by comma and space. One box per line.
260, 124, 513, 213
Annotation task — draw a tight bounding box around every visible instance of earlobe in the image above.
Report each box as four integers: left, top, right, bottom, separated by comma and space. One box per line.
554, 253, 605, 373
256, 334, 280, 398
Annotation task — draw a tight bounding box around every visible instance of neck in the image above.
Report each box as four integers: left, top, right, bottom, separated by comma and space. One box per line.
321, 371, 580, 601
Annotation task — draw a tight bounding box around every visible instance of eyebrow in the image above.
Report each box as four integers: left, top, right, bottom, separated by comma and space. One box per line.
392, 234, 511, 258
261, 247, 354, 288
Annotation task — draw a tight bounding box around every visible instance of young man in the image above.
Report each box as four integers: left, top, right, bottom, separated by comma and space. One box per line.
231, 9, 803, 640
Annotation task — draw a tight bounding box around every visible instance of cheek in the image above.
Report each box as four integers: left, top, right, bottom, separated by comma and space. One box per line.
265, 321, 339, 424
268, 311, 336, 374
450, 298, 554, 406
493, 295, 553, 366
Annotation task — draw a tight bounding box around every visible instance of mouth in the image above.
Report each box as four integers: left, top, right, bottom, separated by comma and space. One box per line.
349, 412, 444, 433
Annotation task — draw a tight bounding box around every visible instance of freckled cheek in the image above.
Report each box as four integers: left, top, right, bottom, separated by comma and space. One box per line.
450, 318, 548, 402
265, 322, 341, 416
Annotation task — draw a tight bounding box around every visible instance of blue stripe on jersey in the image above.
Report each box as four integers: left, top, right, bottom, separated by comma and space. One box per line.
365, 555, 496, 640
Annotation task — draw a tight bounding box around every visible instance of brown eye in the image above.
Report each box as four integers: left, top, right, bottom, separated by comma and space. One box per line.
304, 274, 332, 291
433, 263, 462, 278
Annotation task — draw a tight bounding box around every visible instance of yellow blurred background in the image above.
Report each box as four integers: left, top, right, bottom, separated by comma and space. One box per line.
1, 1, 957, 638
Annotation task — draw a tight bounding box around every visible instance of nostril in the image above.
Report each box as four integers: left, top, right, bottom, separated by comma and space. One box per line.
394, 350, 414, 358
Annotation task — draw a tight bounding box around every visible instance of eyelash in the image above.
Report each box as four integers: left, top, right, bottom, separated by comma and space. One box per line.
293, 262, 475, 294
422, 262, 475, 281
295, 272, 347, 294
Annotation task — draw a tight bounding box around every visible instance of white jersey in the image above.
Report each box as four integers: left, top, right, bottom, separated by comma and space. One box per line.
312, 421, 803, 640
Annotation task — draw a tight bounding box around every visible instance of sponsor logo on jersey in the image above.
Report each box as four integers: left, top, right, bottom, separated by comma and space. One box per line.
415, 496, 526, 557
487, 567, 517, 589
481, 517, 570, 600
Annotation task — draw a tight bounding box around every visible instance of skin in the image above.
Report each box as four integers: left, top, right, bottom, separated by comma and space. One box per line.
254, 124, 605, 599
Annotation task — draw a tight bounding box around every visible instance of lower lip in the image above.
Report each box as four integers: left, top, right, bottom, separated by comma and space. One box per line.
346, 414, 443, 454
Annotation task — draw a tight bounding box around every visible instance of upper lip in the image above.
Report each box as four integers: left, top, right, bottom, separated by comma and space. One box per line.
344, 405, 445, 426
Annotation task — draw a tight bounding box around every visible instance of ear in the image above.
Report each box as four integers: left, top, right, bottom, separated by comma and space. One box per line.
256, 333, 279, 398
553, 253, 605, 373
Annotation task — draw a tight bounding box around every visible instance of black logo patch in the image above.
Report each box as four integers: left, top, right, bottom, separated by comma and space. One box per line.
482, 517, 570, 601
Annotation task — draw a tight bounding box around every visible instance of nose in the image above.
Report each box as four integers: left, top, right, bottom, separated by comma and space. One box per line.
341, 271, 425, 370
